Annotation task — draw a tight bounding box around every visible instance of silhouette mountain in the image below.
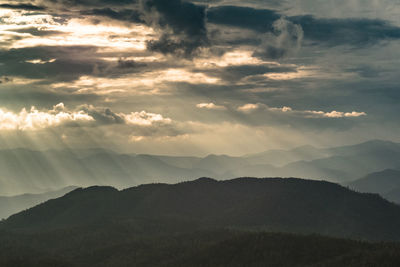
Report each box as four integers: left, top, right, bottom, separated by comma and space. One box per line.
3, 177, 400, 241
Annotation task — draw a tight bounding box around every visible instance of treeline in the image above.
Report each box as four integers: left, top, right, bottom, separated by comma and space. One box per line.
1, 223, 400, 267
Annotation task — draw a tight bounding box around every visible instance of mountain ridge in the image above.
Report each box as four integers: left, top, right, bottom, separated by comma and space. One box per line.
3, 177, 400, 242
0, 139, 399, 195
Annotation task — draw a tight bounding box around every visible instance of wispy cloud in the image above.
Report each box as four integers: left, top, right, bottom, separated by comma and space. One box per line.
237, 103, 367, 118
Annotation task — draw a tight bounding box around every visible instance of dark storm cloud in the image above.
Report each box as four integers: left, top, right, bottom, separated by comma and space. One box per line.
141, 0, 208, 56
206, 5, 400, 47
42, 0, 135, 6
0, 3, 46, 11
50, 0, 209, 57
290, 15, 400, 46
207, 5, 280, 32
81, 8, 144, 23
253, 18, 303, 59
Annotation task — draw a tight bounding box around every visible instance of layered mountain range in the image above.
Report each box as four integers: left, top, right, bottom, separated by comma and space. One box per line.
0, 140, 399, 196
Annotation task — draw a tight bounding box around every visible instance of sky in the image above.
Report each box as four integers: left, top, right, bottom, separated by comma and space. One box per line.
0, 0, 399, 156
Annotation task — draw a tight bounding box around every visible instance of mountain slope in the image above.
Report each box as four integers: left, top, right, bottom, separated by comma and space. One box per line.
348, 169, 400, 194
3, 177, 400, 241
348, 169, 400, 203
272, 140, 400, 182
0, 186, 78, 219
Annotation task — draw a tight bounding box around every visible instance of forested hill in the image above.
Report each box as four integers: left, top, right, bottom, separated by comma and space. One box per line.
3, 177, 400, 242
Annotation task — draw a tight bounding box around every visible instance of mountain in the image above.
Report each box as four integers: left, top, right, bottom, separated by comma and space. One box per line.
193, 154, 250, 175
2, 177, 400, 266
244, 145, 330, 166
0, 186, 77, 220
3, 177, 400, 241
141, 154, 202, 169
0, 139, 399, 195
228, 140, 400, 182
0, 149, 216, 195
266, 140, 400, 182
348, 169, 400, 203
327, 139, 400, 157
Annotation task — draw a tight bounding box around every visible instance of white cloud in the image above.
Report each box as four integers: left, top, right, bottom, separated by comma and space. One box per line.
282, 108, 367, 118
238, 103, 367, 118
0, 103, 94, 131
0, 104, 179, 133
319, 110, 367, 118
237, 103, 267, 113
123, 111, 172, 126
196, 103, 227, 110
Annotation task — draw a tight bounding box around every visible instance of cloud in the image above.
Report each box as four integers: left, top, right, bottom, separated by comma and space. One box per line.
0, 103, 187, 140
38, 0, 134, 7
0, 3, 45, 11
78, 104, 173, 126
206, 5, 400, 47
306, 110, 367, 118
0, 46, 149, 82
124, 111, 172, 126
0, 46, 102, 81
81, 8, 144, 24
141, 0, 208, 56
196, 103, 226, 110
0, 77, 13, 84
290, 15, 400, 46
74, 104, 185, 137
237, 103, 266, 113
254, 18, 304, 59
238, 103, 367, 118
7, 27, 64, 37
207, 5, 280, 32
0, 103, 94, 131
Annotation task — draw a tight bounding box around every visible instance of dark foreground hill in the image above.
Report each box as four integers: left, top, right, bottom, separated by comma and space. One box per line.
3, 177, 400, 241
2, 177, 400, 266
